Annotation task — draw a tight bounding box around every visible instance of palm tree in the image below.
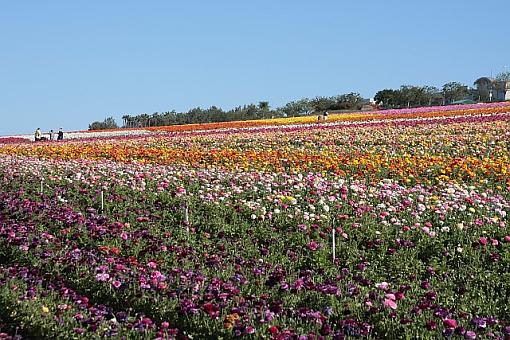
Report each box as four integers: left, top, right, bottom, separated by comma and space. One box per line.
122, 115, 130, 128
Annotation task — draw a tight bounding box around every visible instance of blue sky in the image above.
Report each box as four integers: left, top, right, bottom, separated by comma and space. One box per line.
1, 0, 509, 135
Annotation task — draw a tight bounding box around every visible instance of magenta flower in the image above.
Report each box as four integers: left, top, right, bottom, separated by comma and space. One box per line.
443, 319, 458, 329
307, 241, 319, 251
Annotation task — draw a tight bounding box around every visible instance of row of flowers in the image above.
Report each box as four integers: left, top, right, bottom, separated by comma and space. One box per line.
1, 113, 509, 187
3, 102, 509, 143
142, 102, 510, 133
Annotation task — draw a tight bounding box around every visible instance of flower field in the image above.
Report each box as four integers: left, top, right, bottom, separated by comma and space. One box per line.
0, 104, 510, 339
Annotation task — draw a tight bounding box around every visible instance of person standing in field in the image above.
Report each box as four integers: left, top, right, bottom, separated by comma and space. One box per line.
34, 128, 42, 141
57, 128, 64, 140
49, 129, 54, 140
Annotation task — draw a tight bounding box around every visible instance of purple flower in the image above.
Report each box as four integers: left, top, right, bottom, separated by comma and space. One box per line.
464, 331, 476, 339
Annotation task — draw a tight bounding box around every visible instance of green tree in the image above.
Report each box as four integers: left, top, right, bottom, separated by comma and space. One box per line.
442, 82, 468, 104
281, 99, 313, 117
374, 89, 401, 108
88, 116, 119, 130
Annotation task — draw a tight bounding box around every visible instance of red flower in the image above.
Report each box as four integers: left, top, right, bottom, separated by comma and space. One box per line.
268, 325, 279, 334
203, 303, 214, 313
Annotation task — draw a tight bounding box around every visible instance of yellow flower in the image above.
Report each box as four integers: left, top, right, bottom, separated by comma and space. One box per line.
41, 306, 50, 314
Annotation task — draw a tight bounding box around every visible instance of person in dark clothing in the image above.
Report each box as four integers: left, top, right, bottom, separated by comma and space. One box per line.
57, 128, 64, 141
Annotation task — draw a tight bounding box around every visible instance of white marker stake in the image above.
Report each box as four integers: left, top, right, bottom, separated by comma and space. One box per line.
184, 203, 189, 234
101, 190, 104, 212
40, 179, 44, 194
332, 229, 336, 263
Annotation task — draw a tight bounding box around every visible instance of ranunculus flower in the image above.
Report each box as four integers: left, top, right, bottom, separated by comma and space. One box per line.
376, 282, 389, 290
268, 325, 279, 334
383, 298, 397, 309
464, 330, 477, 339
443, 319, 458, 329
307, 241, 319, 251
425, 320, 437, 330
95, 273, 110, 282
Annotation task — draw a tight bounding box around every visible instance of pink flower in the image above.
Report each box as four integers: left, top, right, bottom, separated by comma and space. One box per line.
443, 319, 457, 329
385, 293, 396, 301
383, 298, 397, 309
479, 237, 488, 246
464, 330, 477, 339
376, 282, 389, 290
112, 280, 122, 288
504, 235, 510, 243
307, 241, 319, 251
95, 273, 110, 282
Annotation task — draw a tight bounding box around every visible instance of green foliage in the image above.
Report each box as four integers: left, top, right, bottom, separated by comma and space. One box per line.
99, 93, 367, 128
375, 85, 445, 108
88, 116, 119, 130
442, 82, 469, 104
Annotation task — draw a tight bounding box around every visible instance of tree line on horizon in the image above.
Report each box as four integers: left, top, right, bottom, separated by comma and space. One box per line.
89, 72, 510, 130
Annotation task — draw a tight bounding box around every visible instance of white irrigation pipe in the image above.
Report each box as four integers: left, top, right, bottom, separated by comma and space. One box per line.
40, 178, 44, 194
100, 190, 104, 212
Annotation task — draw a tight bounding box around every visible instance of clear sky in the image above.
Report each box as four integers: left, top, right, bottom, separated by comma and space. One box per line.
1, 0, 509, 136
